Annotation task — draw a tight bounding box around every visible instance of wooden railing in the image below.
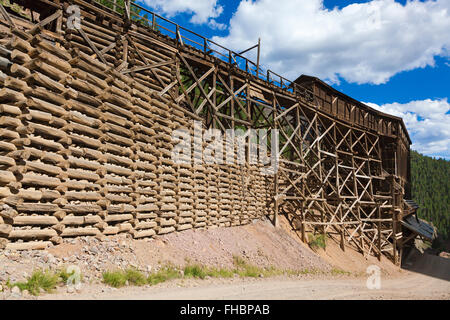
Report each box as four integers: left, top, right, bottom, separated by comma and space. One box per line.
94, 0, 314, 101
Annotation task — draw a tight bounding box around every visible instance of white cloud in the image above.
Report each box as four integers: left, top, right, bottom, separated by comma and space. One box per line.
139, 0, 223, 25
208, 19, 227, 31
213, 0, 450, 84
365, 99, 450, 159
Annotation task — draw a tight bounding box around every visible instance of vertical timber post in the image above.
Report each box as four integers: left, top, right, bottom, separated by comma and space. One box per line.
377, 204, 382, 261
256, 38, 261, 78
273, 95, 279, 228
340, 206, 345, 251
152, 13, 156, 31
301, 202, 306, 243
126, 0, 131, 20
393, 209, 398, 265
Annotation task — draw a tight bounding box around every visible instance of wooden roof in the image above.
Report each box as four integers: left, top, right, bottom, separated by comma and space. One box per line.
294, 75, 412, 145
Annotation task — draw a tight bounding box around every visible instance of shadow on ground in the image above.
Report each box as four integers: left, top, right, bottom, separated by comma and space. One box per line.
402, 247, 450, 282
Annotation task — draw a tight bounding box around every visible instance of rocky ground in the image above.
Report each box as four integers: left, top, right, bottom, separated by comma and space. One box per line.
0, 218, 333, 299
2, 217, 447, 300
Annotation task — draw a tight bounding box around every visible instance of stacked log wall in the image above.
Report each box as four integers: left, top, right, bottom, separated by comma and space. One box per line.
0, 17, 272, 250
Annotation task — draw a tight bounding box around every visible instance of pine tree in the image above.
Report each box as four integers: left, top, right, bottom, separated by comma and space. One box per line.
410, 150, 450, 239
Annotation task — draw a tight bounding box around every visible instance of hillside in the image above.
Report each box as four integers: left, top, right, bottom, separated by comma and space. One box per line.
410, 150, 450, 239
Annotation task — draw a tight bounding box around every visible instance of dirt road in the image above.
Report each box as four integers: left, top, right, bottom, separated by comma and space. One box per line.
39, 268, 448, 300
38, 249, 449, 300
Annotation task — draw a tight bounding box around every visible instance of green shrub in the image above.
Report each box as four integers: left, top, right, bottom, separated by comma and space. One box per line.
125, 268, 147, 286
309, 234, 327, 250
232, 256, 262, 278
147, 266, 180, 286
208, 268, 234, 278
12, 270, 60, 296
102, 268, 148, 288
183, 264, 235, 279
331, 268, 351, 276
184, 264, 207, 279
102, 271, 128, 288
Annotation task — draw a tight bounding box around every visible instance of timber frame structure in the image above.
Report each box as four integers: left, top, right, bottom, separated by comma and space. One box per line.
0, 0, 415, 264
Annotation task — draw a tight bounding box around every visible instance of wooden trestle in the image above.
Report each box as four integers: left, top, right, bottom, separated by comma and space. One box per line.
0, 0, 412, 264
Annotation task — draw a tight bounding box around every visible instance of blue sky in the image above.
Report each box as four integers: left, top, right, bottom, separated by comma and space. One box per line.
136, 0, 450, 159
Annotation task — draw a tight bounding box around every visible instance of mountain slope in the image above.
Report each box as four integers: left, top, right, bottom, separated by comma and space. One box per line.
410, 150, 450, 239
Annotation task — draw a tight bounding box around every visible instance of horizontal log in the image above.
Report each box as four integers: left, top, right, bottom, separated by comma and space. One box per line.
104, 163, 133, 177
25, 160, 63, 176
16, 203, 59, 212
69, 68, 108, 90
63, 204, 102, 213
29, 49, 72, 73
10, 36, 32, 53
105, 194, 133, 203
66, 168, 100, 181
69, 133, 103, 149
69, 121, 103, 138
28, 136, 64, 152
0, 156, 15, 167
6, 241, 52, 250
132, 229, 155, 238
65, 191, 102, 201
14, 215, 58, 226
11, 49, 30, 64
103, 122, 133, 138
157, 226, 175, 235
24, 147, 67, 166
64, 76, 103, 96
0, 87, 26, 103
67, 156, 102, 171
32, 86, 67, 106
30, 35, 69, 58
69, 147, 106, 162
68, 55, 106, 78
69, 98, 102, 117
118, 222, 132, 232
0, 128, 20, 140
67, 110, 102, 128
8, 228, 57, 239
61, 227, 100, 237
0, 104, 21, 116
104, 185, 133, 193
103, 226, 119, 235
20, 172, 61, 188
0, 224, 12, 236
0, 141, 17, 152
27, 96, 66, 117
61, 216, 84, 226
101, 101, 134, 119
24, 59, 67, 81
100, 111, 132, 127
85, 215, 102, 224
4, 76, 28, 92
69, 133, 104, 149
28, 108, 53, 122
25, 71, 66, 93
177, 224, 193, 231
105, 153, 134, 168
10, 63, 30, 78
28, 122, 68, 140
105, 214, 133, 222
135, 221, 157, 230
0, 170, 16, 184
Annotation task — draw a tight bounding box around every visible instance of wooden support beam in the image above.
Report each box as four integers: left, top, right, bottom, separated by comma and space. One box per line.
77, 28, 108, 65
0, 4, 15, 28
30, 10, 62, 35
